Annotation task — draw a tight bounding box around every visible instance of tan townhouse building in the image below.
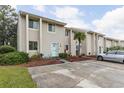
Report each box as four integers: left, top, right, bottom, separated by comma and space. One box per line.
65, 27, 105, 56
119, 40, 124, 47
87, 31, 105, 55
104, 37, 119, 51
65, 27, 87, 56
17, 11, 66, 57
17, 11, 124, 57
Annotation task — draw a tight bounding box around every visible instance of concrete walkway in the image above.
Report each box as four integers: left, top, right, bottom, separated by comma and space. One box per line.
28, 60, 124, 88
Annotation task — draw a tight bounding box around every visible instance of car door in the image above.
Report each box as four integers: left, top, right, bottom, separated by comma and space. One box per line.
103, 51, 116, 61
114, 51, 124, 62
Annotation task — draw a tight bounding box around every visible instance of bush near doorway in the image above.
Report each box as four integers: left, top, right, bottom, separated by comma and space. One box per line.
0, 45, 16, 54
59, 53, 72, 59
0, 52, 28, 65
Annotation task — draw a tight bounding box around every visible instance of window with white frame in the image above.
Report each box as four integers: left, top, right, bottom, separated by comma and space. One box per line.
48, 24, 55, 32
29, 41, 38, 50
29, 19, 39, 29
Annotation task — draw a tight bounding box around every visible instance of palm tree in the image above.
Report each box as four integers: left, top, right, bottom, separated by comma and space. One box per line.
74, 32, 86, 56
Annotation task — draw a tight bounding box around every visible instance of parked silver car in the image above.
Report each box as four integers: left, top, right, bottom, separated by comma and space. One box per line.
97, 50, 124, 63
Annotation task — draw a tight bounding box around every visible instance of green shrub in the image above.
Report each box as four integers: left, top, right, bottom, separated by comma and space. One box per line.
0, 52, 29, 65
30, 54, 41, 60
0, 45, 16, 54
79, 53, 85, 57
18, 52, 29, 62
59, 53, 68, 59
40, 53, 43, 58
106, 46, 124, 52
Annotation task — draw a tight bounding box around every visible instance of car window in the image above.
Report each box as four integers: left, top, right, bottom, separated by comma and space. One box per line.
117, 52, 124, 55
107, 51, 116, 54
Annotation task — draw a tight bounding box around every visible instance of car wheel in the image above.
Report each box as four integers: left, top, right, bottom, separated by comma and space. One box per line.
97, 56, 103, 61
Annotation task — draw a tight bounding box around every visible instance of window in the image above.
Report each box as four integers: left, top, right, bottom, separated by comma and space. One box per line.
65, 45, 69, 50
29, 19, 39, 29
65, 31, 69, 36
107, 51, 116, 54
48, 24, 55, 32
29, 41, 38, 50
117, 52, 124, 55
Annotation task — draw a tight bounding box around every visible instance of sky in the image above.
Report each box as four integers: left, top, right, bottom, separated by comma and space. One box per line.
16, 5, 124, 40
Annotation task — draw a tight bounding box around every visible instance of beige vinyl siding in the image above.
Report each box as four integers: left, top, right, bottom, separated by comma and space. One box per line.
42, 22, 65, 57
120, 41, 124, 47
64, 32, 70, 53
97, 36, 104, 54
28, 29, 39, 55
70, 32, 76, 56
29, 29, 39, 41
18, 13, 66, 57
81, 38, 87, 55
112, 41, 118, 46
87, 33, 92, 55
105, 39, 112, 48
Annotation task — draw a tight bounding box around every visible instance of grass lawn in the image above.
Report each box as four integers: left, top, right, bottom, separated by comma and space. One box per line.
0, 66, 36, 88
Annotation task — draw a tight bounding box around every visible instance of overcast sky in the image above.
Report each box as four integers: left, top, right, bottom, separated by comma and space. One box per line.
16, 5, 124, 40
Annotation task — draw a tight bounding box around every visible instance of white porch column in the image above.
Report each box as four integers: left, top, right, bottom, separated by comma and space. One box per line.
92, 33, 96, 55
112, 40, 114, 47
39, 18, 43, 54
70, 29, 76, 56
118, 40, 121, 47
104, 38, 106, 49
70, 29, 73, 55
96, 34, 99, 55
17, 14, 22, 51
85, 32, 88, 55
68, 30, 71, 54
26, 14, 29, 53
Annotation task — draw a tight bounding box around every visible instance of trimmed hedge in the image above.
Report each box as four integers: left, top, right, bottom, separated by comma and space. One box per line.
107, 46, 124, 51
0, 52, 29, 65
0, 45, 16, 54
30, 54, 41, 61
59, 53, 68, 59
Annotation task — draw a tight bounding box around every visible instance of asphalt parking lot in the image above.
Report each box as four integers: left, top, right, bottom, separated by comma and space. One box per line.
28, 60, 124, 88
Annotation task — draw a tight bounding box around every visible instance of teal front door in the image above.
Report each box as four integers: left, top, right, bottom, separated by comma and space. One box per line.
51, 43, 59, 57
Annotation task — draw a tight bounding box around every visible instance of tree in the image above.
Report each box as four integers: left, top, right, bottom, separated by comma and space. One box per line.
0, 5, 18, 48
74, 32, 86, 55
107, 46, 124, 51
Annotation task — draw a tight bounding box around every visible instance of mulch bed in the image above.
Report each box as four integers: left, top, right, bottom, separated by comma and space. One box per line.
16, 55, 97, 67
66, 56, 96, 62
86, 55, 97, 58
18, 58, 62, 67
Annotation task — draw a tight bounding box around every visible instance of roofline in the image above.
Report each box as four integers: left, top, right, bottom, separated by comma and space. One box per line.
65, 27, 88, 32
66, 27, 105, 36
88, 30, 105, 36
19, 11, 67, 26
104, 37, 119, 41
120, 40, 124, 42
